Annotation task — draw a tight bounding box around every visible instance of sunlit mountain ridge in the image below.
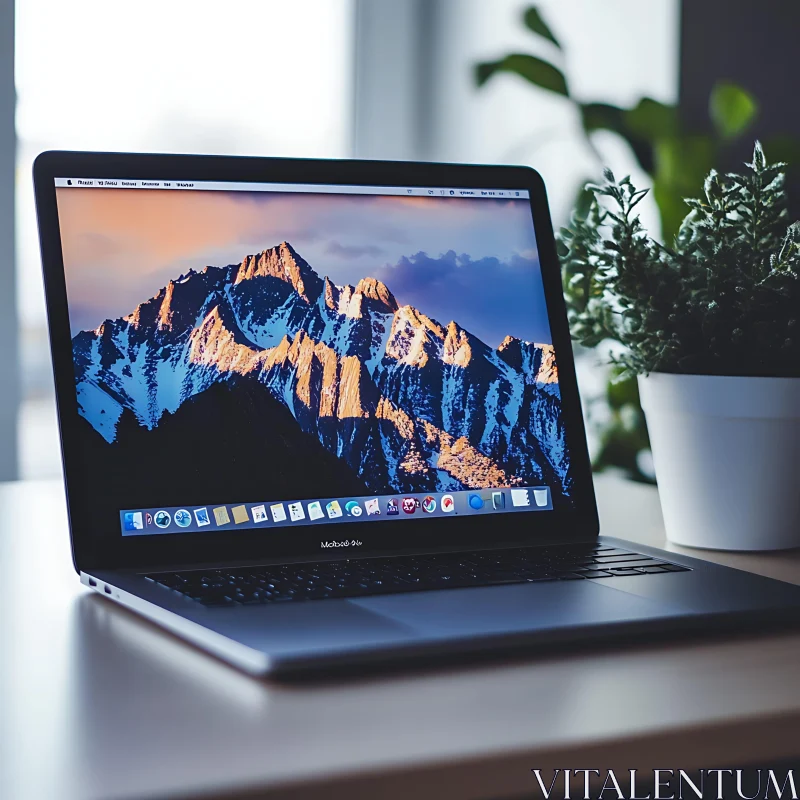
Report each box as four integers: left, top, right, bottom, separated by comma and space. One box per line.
72, 242, 570, 495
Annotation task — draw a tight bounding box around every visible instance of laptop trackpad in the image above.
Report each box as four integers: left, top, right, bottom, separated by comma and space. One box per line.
351, 580, 683, 637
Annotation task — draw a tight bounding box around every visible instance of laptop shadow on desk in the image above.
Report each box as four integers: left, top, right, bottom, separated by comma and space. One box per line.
70, 593, 270, 708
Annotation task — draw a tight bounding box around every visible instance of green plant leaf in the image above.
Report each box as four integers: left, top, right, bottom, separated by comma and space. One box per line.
625, 97, 677, 140
709, 82, 757, 140
592, 371, 653, 483
475, 54, 569, 96
522, 6, 561, 48
579, 102, 657, 175
652, 135, 717, 241
580, 102, 625, 135
572, 181, 595, 221
606, 369, 641, 409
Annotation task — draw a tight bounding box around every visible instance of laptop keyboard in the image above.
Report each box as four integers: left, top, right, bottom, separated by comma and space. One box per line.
144, 543, 690, 608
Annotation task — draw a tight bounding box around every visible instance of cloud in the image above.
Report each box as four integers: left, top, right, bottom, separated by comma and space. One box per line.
325, 240, 385, 259
372, 250, 551, 347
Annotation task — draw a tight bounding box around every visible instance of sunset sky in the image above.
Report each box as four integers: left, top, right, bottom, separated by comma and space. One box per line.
56, 188, 552, 347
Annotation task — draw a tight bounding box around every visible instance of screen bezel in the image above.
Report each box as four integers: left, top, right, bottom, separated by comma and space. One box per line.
33, 150, 599, 572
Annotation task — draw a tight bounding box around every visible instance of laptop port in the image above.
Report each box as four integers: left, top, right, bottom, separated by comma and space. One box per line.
88, 578, 97, 587
104, 585, 112, 595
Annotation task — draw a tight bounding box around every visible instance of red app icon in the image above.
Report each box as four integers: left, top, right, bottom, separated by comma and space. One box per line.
401, 497, 417, 514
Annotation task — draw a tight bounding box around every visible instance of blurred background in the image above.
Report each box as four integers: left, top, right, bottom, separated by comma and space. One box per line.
3, 0, 799, 481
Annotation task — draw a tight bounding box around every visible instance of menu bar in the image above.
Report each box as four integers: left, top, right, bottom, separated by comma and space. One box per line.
120, 486, 552, 537
55, 177, 529, 199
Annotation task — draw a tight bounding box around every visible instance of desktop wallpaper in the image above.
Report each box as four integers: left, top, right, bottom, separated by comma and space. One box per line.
56, 187, 573, 521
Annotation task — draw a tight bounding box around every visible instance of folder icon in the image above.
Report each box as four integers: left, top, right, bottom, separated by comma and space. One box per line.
213, 506, 231, 526
231, 504, 249, 524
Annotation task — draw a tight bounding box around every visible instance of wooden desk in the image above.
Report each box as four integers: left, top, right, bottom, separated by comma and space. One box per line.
1, 476, 799, 800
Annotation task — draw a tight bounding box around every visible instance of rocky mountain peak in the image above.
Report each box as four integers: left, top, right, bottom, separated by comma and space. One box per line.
498, 335, 558, 384
323, 276, 339, 310
157, 280, 177, 329
354, 277, 399, 313
443, 320, 473, 367
385, 305, 447, 367
497, 335, 523, 369
234, 241, 323, 303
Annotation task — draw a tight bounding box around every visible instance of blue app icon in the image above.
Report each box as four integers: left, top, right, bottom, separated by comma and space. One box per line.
123, 511, 143, 531
153, 510, 171, 528
174, 509, 192, 528
345, 500, 363, 517
468, 494, 484, 510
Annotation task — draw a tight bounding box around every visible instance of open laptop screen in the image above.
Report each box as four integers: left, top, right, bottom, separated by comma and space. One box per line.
54, 177, 573, 538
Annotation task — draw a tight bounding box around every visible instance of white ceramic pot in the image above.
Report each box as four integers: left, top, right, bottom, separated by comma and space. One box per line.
638, 372, 800, 551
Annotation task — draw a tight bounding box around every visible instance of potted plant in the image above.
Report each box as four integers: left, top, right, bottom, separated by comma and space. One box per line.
559, 143, 800, 551
474, 4, 800, 486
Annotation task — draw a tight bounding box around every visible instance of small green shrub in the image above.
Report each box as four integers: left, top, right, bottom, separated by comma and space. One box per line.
559, 143, 800, 377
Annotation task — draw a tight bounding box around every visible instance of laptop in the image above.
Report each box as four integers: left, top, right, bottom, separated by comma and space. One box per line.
33, 151, 800, 677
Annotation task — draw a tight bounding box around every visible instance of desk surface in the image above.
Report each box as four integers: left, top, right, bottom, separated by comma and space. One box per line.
1, 476, 800, 800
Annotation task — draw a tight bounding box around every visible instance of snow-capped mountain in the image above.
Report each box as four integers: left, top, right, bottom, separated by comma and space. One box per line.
72, 242, 571, 496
